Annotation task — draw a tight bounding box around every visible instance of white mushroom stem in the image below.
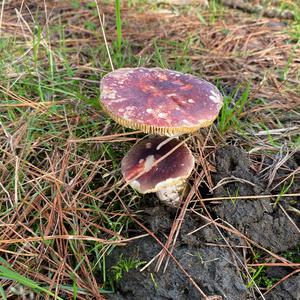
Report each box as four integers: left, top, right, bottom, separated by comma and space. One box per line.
156, 183, 184, 207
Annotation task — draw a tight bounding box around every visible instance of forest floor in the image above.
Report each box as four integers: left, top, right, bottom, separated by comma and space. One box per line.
0, 0, 299, 299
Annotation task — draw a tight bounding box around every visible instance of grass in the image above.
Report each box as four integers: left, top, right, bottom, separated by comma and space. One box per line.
248, 267, 279, 290
273, 175, 294, 207
217, 84, 250, 134
247, 265, 265, 288
0, 0, 299, 299
115, 0, 123, 55
111, 254, 145, 283
283, 244, 300, 263
280, 0, 300, 42
0, 258, 64, 299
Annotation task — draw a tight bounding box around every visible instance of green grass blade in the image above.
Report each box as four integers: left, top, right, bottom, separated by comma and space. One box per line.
0, 286, 7, 300
0, 264, 64, 300
73, 279, 78, 300
115, 0, 122, 53
247, 266, 265, 288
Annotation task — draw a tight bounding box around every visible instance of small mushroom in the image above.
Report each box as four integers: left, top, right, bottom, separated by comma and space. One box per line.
121, 136, 194, 207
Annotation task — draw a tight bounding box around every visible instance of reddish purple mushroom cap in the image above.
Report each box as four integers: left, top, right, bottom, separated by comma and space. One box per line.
121, 136, 194, 194
100, 68, 223, 136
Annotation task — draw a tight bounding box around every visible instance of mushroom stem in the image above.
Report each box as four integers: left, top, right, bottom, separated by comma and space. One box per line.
156, 183, 184, 207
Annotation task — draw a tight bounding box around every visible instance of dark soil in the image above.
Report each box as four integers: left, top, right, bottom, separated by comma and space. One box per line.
106, 146, 300, 300
211, 146, 300, 253
265, 274, 300, 300
107, 207, 249, 300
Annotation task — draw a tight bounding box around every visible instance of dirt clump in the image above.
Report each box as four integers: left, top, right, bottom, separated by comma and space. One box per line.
265, 274, 300, 300
107, 205, 249, 300
211, 146, 300, 253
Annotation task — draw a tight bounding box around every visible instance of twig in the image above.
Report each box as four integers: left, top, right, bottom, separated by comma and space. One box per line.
0, 0, 5, 36
248, 263, 300, 267
198, 193, 300, 202
263, 269, 300, 296
94, 0, 114, 71
0, 233, 149, 245
14, 156, 19, 206
278, 204, 300, 234
220, 0, 295, 19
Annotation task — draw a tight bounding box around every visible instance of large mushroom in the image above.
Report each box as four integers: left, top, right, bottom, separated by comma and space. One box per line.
100, 67, 223, 205
100, 67, 223, 136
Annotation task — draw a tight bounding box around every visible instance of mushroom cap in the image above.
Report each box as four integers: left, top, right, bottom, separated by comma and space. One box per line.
121, 136, 195, 194
100, 67, 223, 136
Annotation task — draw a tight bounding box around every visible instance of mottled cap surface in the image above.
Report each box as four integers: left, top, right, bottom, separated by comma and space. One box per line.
121, 136, 194, 193
100, 68, 223, 136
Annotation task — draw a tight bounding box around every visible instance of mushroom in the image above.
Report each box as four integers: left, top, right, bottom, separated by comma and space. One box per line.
121, 136, 194, 207
100, 67, 223, 136
100, 67, 223, 206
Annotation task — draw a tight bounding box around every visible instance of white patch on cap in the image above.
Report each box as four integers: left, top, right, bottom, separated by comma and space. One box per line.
139, 159, 144, 164
144, 155, 155, 172
123, 113, 130, 120
109, 69, 133, 85
146, 108, 154, 114
123, 106, 136, 120
188, 99, 195, 103
129, 180, 141, 191
167, 93, 177, 97
106, 93, 117, 100
157, 73, 168, 80
145, 142, 152, 149
158, 112, 168, 119
101, 88, 117, 100
107, 98, 126, 104
209, 90, 222, 104
182, 119, 192, 125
